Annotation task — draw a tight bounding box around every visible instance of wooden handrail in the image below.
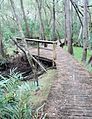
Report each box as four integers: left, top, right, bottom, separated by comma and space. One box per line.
15, 37, 57, 66
16, 37, 57, 44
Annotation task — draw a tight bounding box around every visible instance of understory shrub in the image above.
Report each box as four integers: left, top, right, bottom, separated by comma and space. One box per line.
0, 69, 32, 119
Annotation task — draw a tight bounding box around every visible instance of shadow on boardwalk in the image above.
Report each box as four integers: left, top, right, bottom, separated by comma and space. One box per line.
44, 47, 92, 119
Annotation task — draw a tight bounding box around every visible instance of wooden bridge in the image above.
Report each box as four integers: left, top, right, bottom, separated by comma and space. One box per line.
16, 38, 92, 119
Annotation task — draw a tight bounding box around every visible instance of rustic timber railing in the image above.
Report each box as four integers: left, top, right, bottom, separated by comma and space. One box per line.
16, 37, 57, 66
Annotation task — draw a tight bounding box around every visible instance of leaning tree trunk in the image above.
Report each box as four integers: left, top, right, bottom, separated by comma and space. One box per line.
82, 0, 89, 63
36, 0, 47, 47
20, 0, 31, 38
10, 0, 46, 86
65, 0, 73, 54
10, 0, 34, 67
10, 0, 25, 40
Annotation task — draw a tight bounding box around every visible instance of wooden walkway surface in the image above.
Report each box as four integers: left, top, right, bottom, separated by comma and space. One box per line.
30, 45, 92, 119
29, 44, 54, 60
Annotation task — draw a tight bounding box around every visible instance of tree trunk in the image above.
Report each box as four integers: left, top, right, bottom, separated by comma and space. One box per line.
36, 0, 47, 47
10, 0, 25, 39
78, 26, 83, 45
64, 0, 67, 45
65, 0, 73, 54
82, 0, 89, 63
10, 0, 46, 82
52, 0, 56, 41
10, 0, 35, 71
20, 0, 31, 38
0, 22, 4, 57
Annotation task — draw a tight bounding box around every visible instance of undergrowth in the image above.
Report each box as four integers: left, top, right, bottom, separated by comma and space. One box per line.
0, 68, 57, 119
0, 68, 48, 119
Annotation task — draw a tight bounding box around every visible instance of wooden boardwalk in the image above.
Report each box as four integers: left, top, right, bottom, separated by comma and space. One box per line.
29, 44, 54, 60
30, 44, 92, 119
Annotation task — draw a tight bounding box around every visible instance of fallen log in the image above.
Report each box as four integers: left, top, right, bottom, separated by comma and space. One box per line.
11, 37, 47, 72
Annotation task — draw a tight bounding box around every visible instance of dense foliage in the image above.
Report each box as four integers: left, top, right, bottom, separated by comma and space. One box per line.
0, 69, 32, 119
0, 0, 91, 47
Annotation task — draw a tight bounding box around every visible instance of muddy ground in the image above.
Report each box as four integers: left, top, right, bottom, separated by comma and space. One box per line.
0, 54, 53, 79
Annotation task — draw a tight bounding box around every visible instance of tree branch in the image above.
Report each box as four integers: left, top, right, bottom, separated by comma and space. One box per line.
70, 0, 83, 27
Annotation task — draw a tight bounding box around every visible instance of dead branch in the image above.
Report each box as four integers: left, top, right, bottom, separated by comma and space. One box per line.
70, 0, 83, 27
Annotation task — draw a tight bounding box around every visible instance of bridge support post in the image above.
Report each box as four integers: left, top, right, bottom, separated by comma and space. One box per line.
53, 43, 56, 66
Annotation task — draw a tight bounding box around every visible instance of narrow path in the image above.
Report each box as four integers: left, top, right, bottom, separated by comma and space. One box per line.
45, 46, 92, 119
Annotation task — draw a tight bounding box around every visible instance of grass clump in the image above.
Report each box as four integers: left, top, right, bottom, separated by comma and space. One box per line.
64, 46, 92, 72
30, 69, 57, 107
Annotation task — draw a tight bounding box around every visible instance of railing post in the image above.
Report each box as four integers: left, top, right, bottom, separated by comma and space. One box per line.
53, 42, 56, 66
